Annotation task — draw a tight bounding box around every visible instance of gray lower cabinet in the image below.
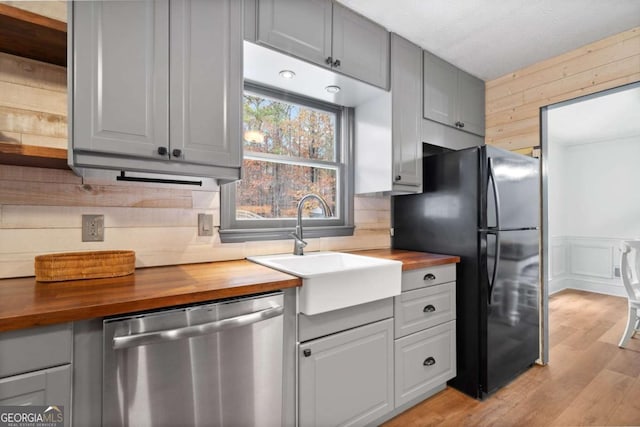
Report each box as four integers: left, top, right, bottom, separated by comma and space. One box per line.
299, 318, 394, 427
423, 50, 485, 137
256, 0, 389, 89
71, 0, 242, 180
394, 320, 456, 407
0, 324, 72, 427
392, 264, 458, 411
0, 366, 71, 412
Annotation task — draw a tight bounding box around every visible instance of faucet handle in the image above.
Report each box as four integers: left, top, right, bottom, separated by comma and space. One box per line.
289, 232, 308, 246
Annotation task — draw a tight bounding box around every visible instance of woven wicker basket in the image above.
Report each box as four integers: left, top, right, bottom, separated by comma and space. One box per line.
34, 250, 135, 282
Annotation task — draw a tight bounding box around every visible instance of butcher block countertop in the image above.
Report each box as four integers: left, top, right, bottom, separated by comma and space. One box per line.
0, 249, 459, 332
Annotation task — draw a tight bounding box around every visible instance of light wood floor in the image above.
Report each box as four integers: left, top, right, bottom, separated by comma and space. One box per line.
383, 289, 640, 426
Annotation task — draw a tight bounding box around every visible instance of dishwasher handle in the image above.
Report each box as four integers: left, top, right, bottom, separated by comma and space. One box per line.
112, 303, 284, 350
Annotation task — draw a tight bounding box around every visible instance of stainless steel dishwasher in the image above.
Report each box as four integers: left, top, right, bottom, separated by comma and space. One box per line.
103, 292, 284, 427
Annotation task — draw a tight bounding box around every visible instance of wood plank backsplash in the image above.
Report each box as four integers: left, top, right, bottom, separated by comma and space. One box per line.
0, 164, 391, 278
485, 26, 640, 151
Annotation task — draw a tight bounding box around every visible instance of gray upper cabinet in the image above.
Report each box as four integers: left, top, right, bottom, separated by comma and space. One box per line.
256, 0, 389, 89
73, 0, 170, 159
71, 0, 242, 181
257, 0, 332, 66
391, 34, 422, 191
332, 3, 389, 89
169, 0, 242, 169
299, 318, 394, 427
423, 50, 485, 136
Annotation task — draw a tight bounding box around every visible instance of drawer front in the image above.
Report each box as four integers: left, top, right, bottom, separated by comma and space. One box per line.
402, 264, 456, 291
394, 320, 456, 407
0, 323, 72, 378
395, 282, 456, 338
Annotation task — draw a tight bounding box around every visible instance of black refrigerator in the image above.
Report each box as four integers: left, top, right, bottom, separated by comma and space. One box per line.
393, 145, 540, 399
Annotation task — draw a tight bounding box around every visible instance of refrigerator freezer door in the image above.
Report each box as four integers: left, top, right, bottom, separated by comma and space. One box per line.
485, 229, 539, 394
486, 146, 540, 230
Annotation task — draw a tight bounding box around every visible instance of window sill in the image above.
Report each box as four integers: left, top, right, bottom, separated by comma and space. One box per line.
219, 225, 355, 243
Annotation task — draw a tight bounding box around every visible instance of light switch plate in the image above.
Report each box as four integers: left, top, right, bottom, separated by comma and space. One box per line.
82, 214, 104, 242
198, 213, 213, 236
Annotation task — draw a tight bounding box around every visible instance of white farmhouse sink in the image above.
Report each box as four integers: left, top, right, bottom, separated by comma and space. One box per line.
247, 252, 402, 315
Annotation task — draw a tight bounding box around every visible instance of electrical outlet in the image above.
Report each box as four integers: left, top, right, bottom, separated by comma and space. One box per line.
614, 267, 621, 278
82, 214, 104, 242
198, 213, 213, 236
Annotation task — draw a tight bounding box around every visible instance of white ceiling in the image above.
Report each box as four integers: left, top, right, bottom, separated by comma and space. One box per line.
548, 85, 640, 146
336, 0, 640, 81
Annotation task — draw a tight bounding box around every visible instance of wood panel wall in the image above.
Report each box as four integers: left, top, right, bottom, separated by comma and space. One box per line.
0, 164, 391, 278
485, 27, 640, 151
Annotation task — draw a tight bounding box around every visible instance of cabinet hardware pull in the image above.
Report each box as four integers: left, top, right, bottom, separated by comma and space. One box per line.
157, 146, 168, 156
423, 304, 436, 313
395, 175, 401, 181
423, 273, 436, 281
332, 59, 341, 67
303, 349, 312, 357
423, 357, 436, 366
325, 56, 333, 65
172, 149, 182, 158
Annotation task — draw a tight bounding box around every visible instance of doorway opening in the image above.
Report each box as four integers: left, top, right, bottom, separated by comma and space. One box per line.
540, 81, 640, 361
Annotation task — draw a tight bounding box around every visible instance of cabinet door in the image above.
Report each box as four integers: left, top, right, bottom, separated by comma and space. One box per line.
395, 321, 456, 407
423, 50, 457, 127
257, 0, 332, 67
457, 70, 486, 136
299, 319, 394, 427
73, 0, 169, 159
170, 0, 242, 169
391, 34, 422, 190
332, 3, 389, 89
0, 365, 71, 427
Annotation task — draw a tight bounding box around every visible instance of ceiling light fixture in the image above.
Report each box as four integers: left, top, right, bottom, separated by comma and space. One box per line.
325, 85, 341, 94
279, 70, 296, 79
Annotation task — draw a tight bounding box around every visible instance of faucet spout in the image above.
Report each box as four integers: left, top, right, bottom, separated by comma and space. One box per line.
292, 194, 333, 256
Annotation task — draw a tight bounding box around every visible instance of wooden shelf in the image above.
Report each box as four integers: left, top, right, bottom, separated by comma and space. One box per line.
0, 4, 66, 66
0, 142, 69, 169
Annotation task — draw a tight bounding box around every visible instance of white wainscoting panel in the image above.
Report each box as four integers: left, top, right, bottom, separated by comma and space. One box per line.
570, 244, 613, 279
549, 236, 626, 297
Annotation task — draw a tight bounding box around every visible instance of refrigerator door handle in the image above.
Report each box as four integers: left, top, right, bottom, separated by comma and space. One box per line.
488, 157, 501, 230
487, 230, 501, 305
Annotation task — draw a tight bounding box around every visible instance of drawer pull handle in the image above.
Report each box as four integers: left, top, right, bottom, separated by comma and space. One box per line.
423, 304, 436, 313
424, 273, 436, 281
303, 349, 312, 357
423, 357, 436, 366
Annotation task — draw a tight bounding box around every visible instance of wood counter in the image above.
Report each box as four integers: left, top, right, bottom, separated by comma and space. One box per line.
351, 249, 460, 271
0, 249, 459, 332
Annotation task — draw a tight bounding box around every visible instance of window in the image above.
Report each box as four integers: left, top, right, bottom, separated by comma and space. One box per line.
220, 85, 354, 242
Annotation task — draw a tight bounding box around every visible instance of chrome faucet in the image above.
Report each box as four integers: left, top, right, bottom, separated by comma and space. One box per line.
290, 194, 333, 256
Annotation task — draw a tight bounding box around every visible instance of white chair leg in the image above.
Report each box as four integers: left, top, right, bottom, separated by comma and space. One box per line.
619, 305, 639, 348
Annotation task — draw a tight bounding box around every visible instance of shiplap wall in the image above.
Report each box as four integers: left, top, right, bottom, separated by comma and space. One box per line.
0, 163, 391, 278
0, 1, 390, 279
0, 1, 66, 22
485, 26, 640, 151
